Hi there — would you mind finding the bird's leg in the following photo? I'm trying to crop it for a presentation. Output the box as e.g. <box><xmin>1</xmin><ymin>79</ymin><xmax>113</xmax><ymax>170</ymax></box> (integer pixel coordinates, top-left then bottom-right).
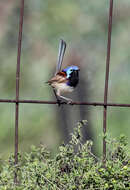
<box><xmin>58</xmin><ymin>95</ymin><xmax>73</xmax><ymax>104</ymax></box>
<box><xmin>53</xmin><ymin>89</ymin><xmax>61</xmax><ymax>106</ymax></box>
<box><xmin>57</xmin><ymin>90</ymin><xmax>73</xmax><ymax>104</ymax></box>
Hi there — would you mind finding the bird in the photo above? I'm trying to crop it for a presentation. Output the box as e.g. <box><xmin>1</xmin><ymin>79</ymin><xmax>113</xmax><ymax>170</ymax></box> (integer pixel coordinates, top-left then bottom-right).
<box><xmin>47</xmin><ymin>39</ymin><xmax>80</xmax><ymax>104</ymax></box>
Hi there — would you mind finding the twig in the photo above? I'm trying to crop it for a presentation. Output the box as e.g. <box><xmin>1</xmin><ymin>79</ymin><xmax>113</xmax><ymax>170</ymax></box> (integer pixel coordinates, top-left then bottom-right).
<box><xmin>42</xmin><ymin>175</ymin><xmax>66</xmax><ymax>190</ymax></box>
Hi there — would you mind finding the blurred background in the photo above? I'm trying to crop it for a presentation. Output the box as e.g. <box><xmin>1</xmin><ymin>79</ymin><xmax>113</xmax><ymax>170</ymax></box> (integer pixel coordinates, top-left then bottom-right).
<box><xmin>0</xmin><ymin>0</ymin><xmax>130</xmax><ymax>158</ymax></box>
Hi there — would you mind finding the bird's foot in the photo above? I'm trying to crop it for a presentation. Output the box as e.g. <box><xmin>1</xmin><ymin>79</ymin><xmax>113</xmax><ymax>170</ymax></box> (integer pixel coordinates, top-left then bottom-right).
<box><xmin>67</xmin><ymin>98</ymin><xmax>73</xmax><ymax>105</ymax></box>
<box><xmin>57</xmin><ymin>95</ymin><xmax>73</xmax><ymax>105</ymax></box>
<box><xmin>57</xmin><ymin>99</ymin><xmax>62</xmax><ymax>106</ymax></box>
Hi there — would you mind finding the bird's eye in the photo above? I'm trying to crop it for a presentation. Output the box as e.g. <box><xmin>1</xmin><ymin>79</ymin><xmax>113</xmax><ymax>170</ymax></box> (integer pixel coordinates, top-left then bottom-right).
<box><xmin>70</xmin><ymin>69</ymin><xmax>73</xmax><ymax>71</ymax></box>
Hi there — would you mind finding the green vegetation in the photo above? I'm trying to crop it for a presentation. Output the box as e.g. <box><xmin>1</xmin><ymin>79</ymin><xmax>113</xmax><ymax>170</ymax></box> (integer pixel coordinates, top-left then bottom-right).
<box><xmin>0</xmin><ymin>0</ymin><xmax>130</xmax><ymax>160</ymax></box>
<box><xmin>0</xmin><ymin>122</ymin><xmax>129</xmax><ymax>190</ymax></box>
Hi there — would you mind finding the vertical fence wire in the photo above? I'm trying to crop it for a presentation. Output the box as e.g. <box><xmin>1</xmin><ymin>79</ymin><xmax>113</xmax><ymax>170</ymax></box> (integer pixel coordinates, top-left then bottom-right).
<box><xmin>103</xmin><ymin>0</ymin><xmax>113</xmax><ymax>164</ymax></box>
<box><xmin>14</xmin><ymin>0</ymin><xmax>24</xmax><ymax>183</ymax></box>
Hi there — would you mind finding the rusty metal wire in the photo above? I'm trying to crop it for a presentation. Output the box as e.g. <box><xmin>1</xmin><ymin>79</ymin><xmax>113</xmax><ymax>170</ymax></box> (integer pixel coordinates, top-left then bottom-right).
<box><xmin>0</xmin><ymin>0</ymin><xmax>128</xmax><ymax>183</ymax></box>
<box><xmin>1</xmin><ymin>99</ymin><xmax>130</xmax><ymax>107</ymax></box>
<box><xmin>14</xmin><ymin>0</ymin><xmax>24</xmax><ymax>184</ymax></box>
<box><xmin>103</xmin><ymin>0</ymin><xmax>113</xmax><ymax>165</ymax></box>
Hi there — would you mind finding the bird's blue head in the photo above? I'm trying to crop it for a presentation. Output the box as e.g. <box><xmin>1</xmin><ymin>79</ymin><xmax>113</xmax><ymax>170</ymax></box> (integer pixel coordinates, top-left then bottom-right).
<box><xmin>62</xmin><ymin>65</ymin><xmax>80</xmax><ymax>78</ymax></box>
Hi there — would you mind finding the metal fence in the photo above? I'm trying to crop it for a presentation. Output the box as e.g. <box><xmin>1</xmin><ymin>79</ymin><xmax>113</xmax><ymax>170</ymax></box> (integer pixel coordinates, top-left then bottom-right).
<box><xmin>0</xmin><ymin>0</ymin><xmax>129</xmax><ymax>183</ymax></box>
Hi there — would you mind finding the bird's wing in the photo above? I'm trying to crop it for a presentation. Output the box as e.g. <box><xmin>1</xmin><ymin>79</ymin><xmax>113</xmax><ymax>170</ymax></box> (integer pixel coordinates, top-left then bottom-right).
<box><xmin>47</xmin><ymin>73</ymin><xmax>67</xmax><ymax>84</ymax></box>
<box><xmin>55</xmin><ymin>39</ymin><xmax>66</xmax><ymax>75</ymax></box>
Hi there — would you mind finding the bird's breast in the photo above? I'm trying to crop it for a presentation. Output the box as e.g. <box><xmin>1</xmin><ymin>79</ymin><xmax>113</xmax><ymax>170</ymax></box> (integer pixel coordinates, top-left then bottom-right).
<box><xmin>52</xmin><ymin>82</ymin><xmax>74</xmax><ymax>93</ymax></box>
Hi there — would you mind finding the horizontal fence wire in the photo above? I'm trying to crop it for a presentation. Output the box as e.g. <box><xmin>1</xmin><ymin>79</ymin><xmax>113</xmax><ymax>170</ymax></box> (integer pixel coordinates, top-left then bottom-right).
<box><xmin>0</xmin><ymin>99</ymin><xmax>130</xmax><ymax>107</ymax></box>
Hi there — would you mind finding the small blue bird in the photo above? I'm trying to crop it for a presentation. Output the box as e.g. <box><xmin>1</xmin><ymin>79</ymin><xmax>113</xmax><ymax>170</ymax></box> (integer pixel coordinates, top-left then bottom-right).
<box><xmin>47</xmin><ymin>39</ymin><xmax>80</xmax><ymax>104</ymax></box>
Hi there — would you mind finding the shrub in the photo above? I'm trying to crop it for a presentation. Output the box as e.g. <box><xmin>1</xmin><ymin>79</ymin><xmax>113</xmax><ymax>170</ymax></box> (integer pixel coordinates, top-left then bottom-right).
<box><xmin>0</xmin><ymin>121</ymin><xmax>129</xmax><ymax>190</ymax></box>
